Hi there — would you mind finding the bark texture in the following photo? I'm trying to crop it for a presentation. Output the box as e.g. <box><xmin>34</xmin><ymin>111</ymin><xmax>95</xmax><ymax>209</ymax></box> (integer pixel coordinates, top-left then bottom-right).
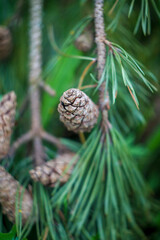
<box><xmin>94</xmin><ymin>0</ymin><xmax>108</xmax><ymax>111</ymax></box>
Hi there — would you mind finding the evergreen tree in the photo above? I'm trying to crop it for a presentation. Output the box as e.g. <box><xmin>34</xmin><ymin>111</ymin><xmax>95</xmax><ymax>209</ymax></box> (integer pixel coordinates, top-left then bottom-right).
<box><xmin>0</xmin><ymin>0</ymin><xmax>159</xmax><ymax>239</ymax></box>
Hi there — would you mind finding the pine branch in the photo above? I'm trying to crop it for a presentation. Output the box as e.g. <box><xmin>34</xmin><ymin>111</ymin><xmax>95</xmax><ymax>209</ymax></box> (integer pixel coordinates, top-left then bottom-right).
<box><xmin>94</xmin><ymin>0</ymin><xmax>110</xmax><ymax>133</ymax></box>
<box><xmin>8</xmin><ymin>0</ymin><xmax>68</xmax><ymax>165</ymax></box>
<box><xmin>94</xmin><ymin>0</ymin><xmax>106</xmax><ymax>83</ymax></box>
<box><xmin>29</xmin><ymin>0</ymin><xmax>44</xmax><ymax>166</ymax></box>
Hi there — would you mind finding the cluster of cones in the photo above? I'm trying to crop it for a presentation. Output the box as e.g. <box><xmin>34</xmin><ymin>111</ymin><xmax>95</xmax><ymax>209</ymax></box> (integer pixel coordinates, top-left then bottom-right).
<box><xmin>0</xmin><ymin>86</ymin><xmax>99</xmax><ymax>224</ymax></box>
<box><xmin>0</xmin><ymin>92</ymin><xmax>78</xmax><ymax>224</ymax></box>
<box><xmin>0</xmin><ymin>23</ymin><xmax>98</xmax><ymax>226</ymax></box>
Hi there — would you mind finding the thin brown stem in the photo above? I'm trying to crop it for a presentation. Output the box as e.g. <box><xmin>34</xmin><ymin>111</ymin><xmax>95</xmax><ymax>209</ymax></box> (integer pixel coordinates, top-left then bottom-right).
<box><xmin>108</xmin><ymin>0</ymin><xmax>119</xmax><ymax>15</ymax></box>
<box><xmin>79</xmin><ymin>84</ymin><xmax>97</xmax><ymax>90</ymax></box>
<box><xmin>78</xmin><ymin>60</ymin><xmax>96</xmax><ymax>89</ymax></box>
<box><xmin>43</xmin><ymin>227</ymin><xmax>49</xmax><ymax>240</ymax></box>
<box><xmin>78</xmin><ymin>132</ymin><xmax>86</xmax><ymax>144</ymax></box>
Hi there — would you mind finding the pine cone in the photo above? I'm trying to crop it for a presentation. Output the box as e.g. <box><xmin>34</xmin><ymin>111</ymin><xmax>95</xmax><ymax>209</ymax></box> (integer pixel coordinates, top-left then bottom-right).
<box><xmin>0</xmin><ymin>91</ymin><xmax>17</xmax><ymax>160</ymax></box>
<box><xmin>0</xmin><ymin>166</ymin><xmax>33</xmax><ymax>223</ymax></box>
<box><xmin>0</xmin><ymin>27</ymin><xmax>12</xmax><ymax>60</ymax></box>
<box><xmin>30</xmin><ymin>153</ymin><xmax>77</xmax><ymax>187</ymax></box>
<box><xmin>58</xmin><ymin>88</ymin><xmax>99</xmax><ymax>133</ymax></box>
<box><xmin>74</xmin><ymin>30</ymin><xmax>93</xmax><ymax>52</ymax></box>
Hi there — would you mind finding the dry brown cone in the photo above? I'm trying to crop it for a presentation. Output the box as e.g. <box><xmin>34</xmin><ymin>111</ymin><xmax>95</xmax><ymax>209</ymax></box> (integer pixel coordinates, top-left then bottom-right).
<box><xmin>0</xmin><ymin>26</ymin><xmax>12</xmax><ymax>60</ymax></box>
<box><xmin>30</xmin><ymin>152</ymin><xmax>77</xmax><ymax>187</ymax></box>
<box><xmin>0</xmin><ymin>91</ymin><xmax>17</xmax><ymax>160</ymax></box>
<box><xmin>0</xmin><ymin>166</ymin><xmax>33</xmax><ymax>223</ymax></box>
<box><xmin>58</xmin><ymin>88</ymin><xmax>99</xmax><ymax>133</ymax></box>
<box><xmin>74</xmin><ymin>29</ymin><xmax>93</xmax><ymax>52</ymax></box>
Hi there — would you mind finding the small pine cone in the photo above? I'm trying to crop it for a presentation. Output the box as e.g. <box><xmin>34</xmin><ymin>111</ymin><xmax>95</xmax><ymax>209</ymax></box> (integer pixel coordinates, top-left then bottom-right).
<box><xmin>0</xmin><ymin>166</ymin><xmax>33</xmax><ymax>223</ymax></box>
<box><xmin>0</xmin><ymin>27</ymin><xmax>12</xmax><ymax>60</ymax></box>
<box><xmin>58</xmin><ymin>88</ymin><xmax>99</xmax><ymax>133</ymax></box>
<box><xmin>30</xmin><ymin>153</ymin><xmax>77</xmax><ymax>187</ymax></box>
<box><xmin>0</xmin><ymin>91</ymin><xmax>17</xmax><ymax>160</ymax></box>
<box><xmin>74</xmin><ymin>29</ymin><xmax>93</xmax><ymax>52</ymax></box>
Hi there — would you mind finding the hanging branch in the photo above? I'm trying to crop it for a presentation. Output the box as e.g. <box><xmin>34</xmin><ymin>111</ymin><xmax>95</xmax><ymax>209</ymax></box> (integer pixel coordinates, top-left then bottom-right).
<box><xmin>29</xmin><ymin>0</ymin><xmax>44</xmax><ymax>166</ymax></box>
<box><xmin>94</xmin><ymin>0</ymin><xmax>106</xmax><ymax>108</ymax></box>
<box><xmin>9</xmin><ymin>0</ymin><xmax>67</xmax><ymax>166</ymax></box>
<box><xmin>94</xmin><ymin>0</ymin><xmax>110</xmax><ymax>133</ymax></box>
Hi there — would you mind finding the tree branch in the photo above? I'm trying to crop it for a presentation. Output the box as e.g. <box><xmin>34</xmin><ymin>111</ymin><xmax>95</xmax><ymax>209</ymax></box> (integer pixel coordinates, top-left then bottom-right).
<box><xmin>29</xmin><ymin>0</ymin><xmax>44</xmax><ymax>166</ymax></box>
<box><xmin>94</xmin><ymin>0</ymin><xmax>107</xmax><ymax>109</ymax></box>
<box><xmin>6</xmin><ymin>0</ymin><xmax>72</xmax><ymax>165</ymax></box>
<box><xmin>94</xmin><ymin>0</ymin><xmax>110</xmax><ymax>133</ymax></box>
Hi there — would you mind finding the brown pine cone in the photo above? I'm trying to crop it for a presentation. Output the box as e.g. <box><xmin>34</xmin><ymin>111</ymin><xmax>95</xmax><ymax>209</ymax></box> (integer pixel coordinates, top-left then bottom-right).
<box><xmin>58</xmin><ymin>88</ymin><xmax>99</xmax><ymax>133</ymax></box>
<box><xmin>0</xmin><ymin>166</ymin><xmax>33</xmax><ymax>223</ymax></box>
<box><xmin>30</xmin><ymin>153</ymin><xmax>77</xmax><ymax>187</ymax></box>
<box><xmin>0</xmin><ymin>91</ymin><xmax>17</xmax><ymax>160</ymax></box>
<box><xmin>74</xmin><ymin>30</ymin><xmax>93</xmax><ymax>52</ymax></box>
<box><xmin>0</xmin><ymin>27</ymin><xmax>12</xmax><ymax>60</ymax></box>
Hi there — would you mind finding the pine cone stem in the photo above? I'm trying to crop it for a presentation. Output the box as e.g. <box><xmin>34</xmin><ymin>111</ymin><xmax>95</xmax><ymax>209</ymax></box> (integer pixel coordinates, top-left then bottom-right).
<box><xmin>79</xmin><ymin>132</ymin><xmax>86</xmax><ymax>144</ymax></box>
